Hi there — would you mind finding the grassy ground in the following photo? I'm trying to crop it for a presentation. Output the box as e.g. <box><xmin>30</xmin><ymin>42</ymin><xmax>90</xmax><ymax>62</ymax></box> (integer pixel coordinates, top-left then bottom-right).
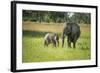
<box><xmin>22</xmin><ymin>21</ymin><xmax>91</xmax><ymax>63</ymax></box>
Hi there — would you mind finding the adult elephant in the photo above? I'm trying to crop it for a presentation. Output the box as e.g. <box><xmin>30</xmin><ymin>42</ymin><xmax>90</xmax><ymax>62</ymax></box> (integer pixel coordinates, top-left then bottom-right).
<box><xmin>62</xmin><ymin>22</ymin><xmax>81</xmax><ymax>48</ymax></box>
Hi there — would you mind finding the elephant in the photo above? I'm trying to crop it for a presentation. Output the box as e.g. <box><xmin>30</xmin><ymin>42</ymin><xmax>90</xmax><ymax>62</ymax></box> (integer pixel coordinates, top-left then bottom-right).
<box><xmin>62</xmin><ymin>22</ymin><xmax>81</xmax><ymax>48</ymax></box>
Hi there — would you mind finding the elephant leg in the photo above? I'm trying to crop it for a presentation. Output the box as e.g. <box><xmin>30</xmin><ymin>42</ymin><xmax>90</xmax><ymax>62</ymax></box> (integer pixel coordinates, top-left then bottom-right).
<box><xmin>57</xmin><ymin>40</ymin><xmax>59</xmax><ymax>47</ymax></box>
<box><xmin>53</xmin><ymin>40</ymin><xmax>56</xmax><ymax>47</ymax></box>
<box><xmin>73</xmin><ymin>41</ymin><xmax>76</xmax><ymax>48</ymax></box>
<box><xmin>73</xmin><ymin>36</ymin><xmax>77</xmax><ymax>48</ymax></box>
<box><xmin>67</xmin><ymin>37</ymin><xmax>71</xmax><ymax>48</ymax></box>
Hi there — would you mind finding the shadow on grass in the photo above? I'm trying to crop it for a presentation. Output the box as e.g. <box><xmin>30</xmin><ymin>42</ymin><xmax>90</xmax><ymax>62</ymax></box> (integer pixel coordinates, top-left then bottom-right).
<box><xmin>23</xmin><ymin>30</ymin><xmax>54</xmax><ymax>38</ymax></box>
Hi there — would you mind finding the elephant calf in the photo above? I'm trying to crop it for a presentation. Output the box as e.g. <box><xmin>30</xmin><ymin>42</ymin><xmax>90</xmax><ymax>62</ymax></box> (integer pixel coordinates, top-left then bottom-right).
<box><xmin>44</xmin><ymin>33</ymin><xmax>59</xmax><ymax>47</ymax></box>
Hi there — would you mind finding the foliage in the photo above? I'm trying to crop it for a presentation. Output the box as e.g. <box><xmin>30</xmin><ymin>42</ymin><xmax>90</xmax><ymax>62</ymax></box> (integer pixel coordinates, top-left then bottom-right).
<box><xmin>23</xmin><ymin>10</ymin><xmax>91</xmax><ymax>24</ymax></box>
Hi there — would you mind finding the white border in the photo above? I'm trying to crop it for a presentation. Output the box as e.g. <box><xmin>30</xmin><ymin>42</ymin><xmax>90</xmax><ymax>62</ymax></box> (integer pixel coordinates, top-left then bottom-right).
<box><xmin>16</xmin><ymin>3</ymin><xmax>96</xmax><ymax>70</ymax></box>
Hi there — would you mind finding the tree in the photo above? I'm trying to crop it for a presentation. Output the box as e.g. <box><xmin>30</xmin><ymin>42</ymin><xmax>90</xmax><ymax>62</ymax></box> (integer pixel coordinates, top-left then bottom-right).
<box><xmin>23</xmin><ymin>10</ymin><xmax>91</xmax><ymax>24</ymax></box>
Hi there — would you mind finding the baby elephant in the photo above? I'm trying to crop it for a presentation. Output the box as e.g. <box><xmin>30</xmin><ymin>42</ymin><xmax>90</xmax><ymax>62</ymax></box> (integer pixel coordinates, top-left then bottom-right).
<box><xmin>44</xmin><ymin>33</ymin><xmax>59</xmax><ymax>47</ymax></box>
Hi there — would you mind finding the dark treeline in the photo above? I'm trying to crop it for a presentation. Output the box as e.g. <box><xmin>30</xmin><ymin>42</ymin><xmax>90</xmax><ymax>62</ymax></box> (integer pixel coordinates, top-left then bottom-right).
<box><xmin>23</xmin><ymin>10</ymin><xmax>91</xmax><ymax>24</ymax></box>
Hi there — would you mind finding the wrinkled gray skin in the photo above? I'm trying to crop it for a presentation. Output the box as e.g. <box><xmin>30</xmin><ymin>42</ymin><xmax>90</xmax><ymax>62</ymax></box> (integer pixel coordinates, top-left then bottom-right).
<box><xmin>44</xmin><ymin>33</ymin><xmax>59</xmax><ymax>47</ymax></box>
<box><xmin>62</xmin><ymin>22</ymin><xmax>80</xmax><ymax>48</ymax></box>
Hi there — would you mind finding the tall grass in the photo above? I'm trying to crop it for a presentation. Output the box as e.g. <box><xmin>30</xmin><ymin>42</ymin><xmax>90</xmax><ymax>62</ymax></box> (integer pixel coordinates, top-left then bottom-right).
<box><xmin>22</xmin><ymin>22</ymin><xmax>91</xmax><ymax>63</ymax></box>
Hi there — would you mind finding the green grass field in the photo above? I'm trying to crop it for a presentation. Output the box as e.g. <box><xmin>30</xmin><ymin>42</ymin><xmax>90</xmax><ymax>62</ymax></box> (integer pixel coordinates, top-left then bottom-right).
<box><xmin>22</xmin><ymin>21</ymin><xmax>91</xmax><ymax>63</ymax></box>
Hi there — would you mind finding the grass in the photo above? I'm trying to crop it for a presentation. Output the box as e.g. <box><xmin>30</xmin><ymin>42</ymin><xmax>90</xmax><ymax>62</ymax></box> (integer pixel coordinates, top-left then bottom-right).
<box><xmin>22</xmin><ymin>21</ymin><xmax>91</xmax><ymax>63</ymax></box>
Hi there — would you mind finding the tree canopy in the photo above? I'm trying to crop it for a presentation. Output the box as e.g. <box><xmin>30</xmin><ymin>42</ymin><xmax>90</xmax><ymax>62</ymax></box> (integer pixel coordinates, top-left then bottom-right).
<box><xmin>23</xmin><ymin>10</ymin><xmax>91</xmax><ymax>24</ymax></box>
